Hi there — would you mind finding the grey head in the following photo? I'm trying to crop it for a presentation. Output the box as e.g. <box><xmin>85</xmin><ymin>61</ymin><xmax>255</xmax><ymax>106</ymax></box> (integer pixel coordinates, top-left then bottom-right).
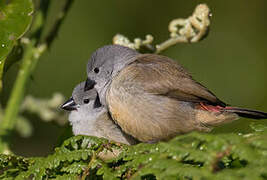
<box><xmin>85</xmin><ymin>45</ymin><xmax>140</xmax><ymax>105</ymax></box>
<box><xmin>61</xmin><ymin>82</ymin><xmax>105</xmax><ymax>136</ymax></box>
<box><xmin>61</xmin><ymin>81</ymin><xmax>101</xmax><ymax>111</ymax></box>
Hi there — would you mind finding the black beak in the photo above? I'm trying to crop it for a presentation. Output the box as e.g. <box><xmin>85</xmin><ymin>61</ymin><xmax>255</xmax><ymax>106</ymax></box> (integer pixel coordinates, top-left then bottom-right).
<box><xmin>84</xmin><ymin>78</ymin><xmax>96</xmax><ymax>91</ymax></box>
<box><xmin>61</xmin><ymin>97</ymin><xmax>78</xmax><ymax>111</ymax></box>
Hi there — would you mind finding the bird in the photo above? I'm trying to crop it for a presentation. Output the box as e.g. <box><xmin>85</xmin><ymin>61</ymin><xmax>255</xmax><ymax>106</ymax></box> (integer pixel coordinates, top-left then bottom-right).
<box><xmin>85</xmin><ymin>45</ymin><xmax>267</xmax><ymax>143</ymax></box>
<box><xmin>60</xmin><ymin>81</ymin><xmax>138</xmax><ymax>145</ymax></box>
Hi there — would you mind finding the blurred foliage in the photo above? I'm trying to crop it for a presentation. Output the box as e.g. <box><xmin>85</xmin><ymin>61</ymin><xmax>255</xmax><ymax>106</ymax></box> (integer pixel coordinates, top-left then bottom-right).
<box><xmin>113</xmin><ymin>4</ymin><xmax>211</xmax><ymax>53</ymax></box>
<box><xmin>0</xmin><ymin>0</ymin><xmax>74</xmax><ymax>154</ymax></box>
<box><xmin>21</xmin><ymin>93</ymin><xmax>67</xmax><ymax>125</ymax></box>
<box><xmin>0</xmin><ymin>0</ymin><xmax>33</xmax><ymax>91</ymax></box>
<box><xmin>1</xmin><ymin>124</ymin><xmax>267</xmax><ymax>179</ymax></box>
<box><xmin>0</xmin><ymin>93</ymin><xmax>66</xmax><ymax>139</ymax></box>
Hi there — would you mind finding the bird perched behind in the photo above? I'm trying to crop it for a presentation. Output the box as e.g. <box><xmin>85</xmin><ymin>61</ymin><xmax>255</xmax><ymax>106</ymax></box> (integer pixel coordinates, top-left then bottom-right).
<box><xmin>84</xmin><ymin>45</ymin><xmax>267</xmax><ymax>143</ymax></box>
<box><xmin>61</xmin><ymin>81</ymin><xmax>137</xmax><ymax>145</ymax></box>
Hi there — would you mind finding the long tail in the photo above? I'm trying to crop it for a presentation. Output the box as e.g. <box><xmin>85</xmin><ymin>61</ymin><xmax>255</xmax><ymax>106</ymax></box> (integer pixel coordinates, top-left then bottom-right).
<box><xmin>223</xmin><ymin>107</ymin><xmax>267</xmax><ymax>119</ymax></box>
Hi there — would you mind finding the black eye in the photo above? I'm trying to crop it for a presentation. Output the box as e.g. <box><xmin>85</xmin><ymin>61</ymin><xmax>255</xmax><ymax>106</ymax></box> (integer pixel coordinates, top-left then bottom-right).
<box><xmin>83</xmin><ymin>99</ymin><xmax>90</xmax><ymax>104</ymax></box>
<box><xmin>94</xmin><ymin>67</ymin><xmax>99</xmax><ymax>73</ymax></box>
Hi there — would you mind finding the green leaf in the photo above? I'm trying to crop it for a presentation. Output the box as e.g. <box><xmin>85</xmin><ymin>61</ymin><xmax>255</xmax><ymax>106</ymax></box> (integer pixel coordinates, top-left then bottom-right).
<box><xmin>0</xmin><ymin>0</ymin><xmax>34</xmax><ymax>91</ymax></box>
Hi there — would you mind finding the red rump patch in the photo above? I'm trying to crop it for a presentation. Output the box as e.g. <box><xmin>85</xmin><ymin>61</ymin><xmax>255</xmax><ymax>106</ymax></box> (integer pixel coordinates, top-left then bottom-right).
<box><xmin>198</xmin><ymin>102</ymin><xmax>225</xmax><ymax>113</ymax></box>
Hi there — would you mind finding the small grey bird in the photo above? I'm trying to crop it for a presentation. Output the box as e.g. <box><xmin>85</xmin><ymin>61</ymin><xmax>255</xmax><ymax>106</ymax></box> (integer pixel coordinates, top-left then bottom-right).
<box><xmin>85</xmin><ymin>45</ymin><xmax>267</xmax><ymax>143</ymax></box>
<box><xmin>61</xmin><ymin>82</ymin><xmax>137</xmax><ymax>145</ymax></box>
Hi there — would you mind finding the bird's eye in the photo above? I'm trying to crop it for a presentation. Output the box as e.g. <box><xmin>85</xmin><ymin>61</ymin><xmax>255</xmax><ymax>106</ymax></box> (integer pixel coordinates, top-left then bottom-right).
<box><xmin>94</xmin><ymin>67</ymin><xmax>99</xmax><ymax>73</ymax></box>
<box><xmin>83</xmin><ymin>99</ymin><xmax>90</xmax><ymax>104</ymax></box>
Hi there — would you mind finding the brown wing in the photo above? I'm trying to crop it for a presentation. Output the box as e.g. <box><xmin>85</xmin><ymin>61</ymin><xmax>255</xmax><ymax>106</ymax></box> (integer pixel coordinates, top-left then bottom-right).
<box><xmin>107</xmin><ymin>55</ymin><xmax>217</xmax><ymax>142</ymax></box>
<box><xmin>128</xmin><ymin>54</ymin><xmax>226</xmax><ymax>106</ymax></box>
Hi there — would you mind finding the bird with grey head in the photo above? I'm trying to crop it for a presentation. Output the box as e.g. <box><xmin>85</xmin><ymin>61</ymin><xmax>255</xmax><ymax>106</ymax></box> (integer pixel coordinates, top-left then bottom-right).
<box><xmin>61</xmin><ymin>81</ymin><xmax>137</xmax><ymax>145</ymax></box>
<box><xmin>85</xmin><ymin>45</ymin><xmax>267</xmax><ymax>143</ymax></box>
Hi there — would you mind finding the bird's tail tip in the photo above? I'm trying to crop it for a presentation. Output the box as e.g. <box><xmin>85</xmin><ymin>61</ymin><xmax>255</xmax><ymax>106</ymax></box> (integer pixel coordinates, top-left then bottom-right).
<box><xmin>223</xmin><ymin>107</ymin><xmax>267</xmax><ymax>119</ymax></box>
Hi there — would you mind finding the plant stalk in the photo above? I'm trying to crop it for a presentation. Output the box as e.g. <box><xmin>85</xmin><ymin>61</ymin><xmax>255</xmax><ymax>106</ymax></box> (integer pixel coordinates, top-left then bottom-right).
<box><xmin>0</xmin><ymin>40</ymin><xmax>45</xmax><ymax>154</ymax></box>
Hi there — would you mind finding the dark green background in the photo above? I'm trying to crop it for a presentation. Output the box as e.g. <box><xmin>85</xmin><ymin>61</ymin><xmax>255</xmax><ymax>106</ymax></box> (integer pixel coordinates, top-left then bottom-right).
<box><xmin>4</xmin><ymin>0</ymin><xmax>267</xmax><ymax>156</ymax></box>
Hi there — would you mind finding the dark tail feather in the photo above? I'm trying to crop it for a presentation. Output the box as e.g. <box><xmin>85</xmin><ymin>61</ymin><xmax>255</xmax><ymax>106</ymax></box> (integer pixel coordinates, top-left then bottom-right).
<box><xmin>223</xmin><ymin>107</ymin><xmax>267</xmax><ymax>119</ymax></box>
